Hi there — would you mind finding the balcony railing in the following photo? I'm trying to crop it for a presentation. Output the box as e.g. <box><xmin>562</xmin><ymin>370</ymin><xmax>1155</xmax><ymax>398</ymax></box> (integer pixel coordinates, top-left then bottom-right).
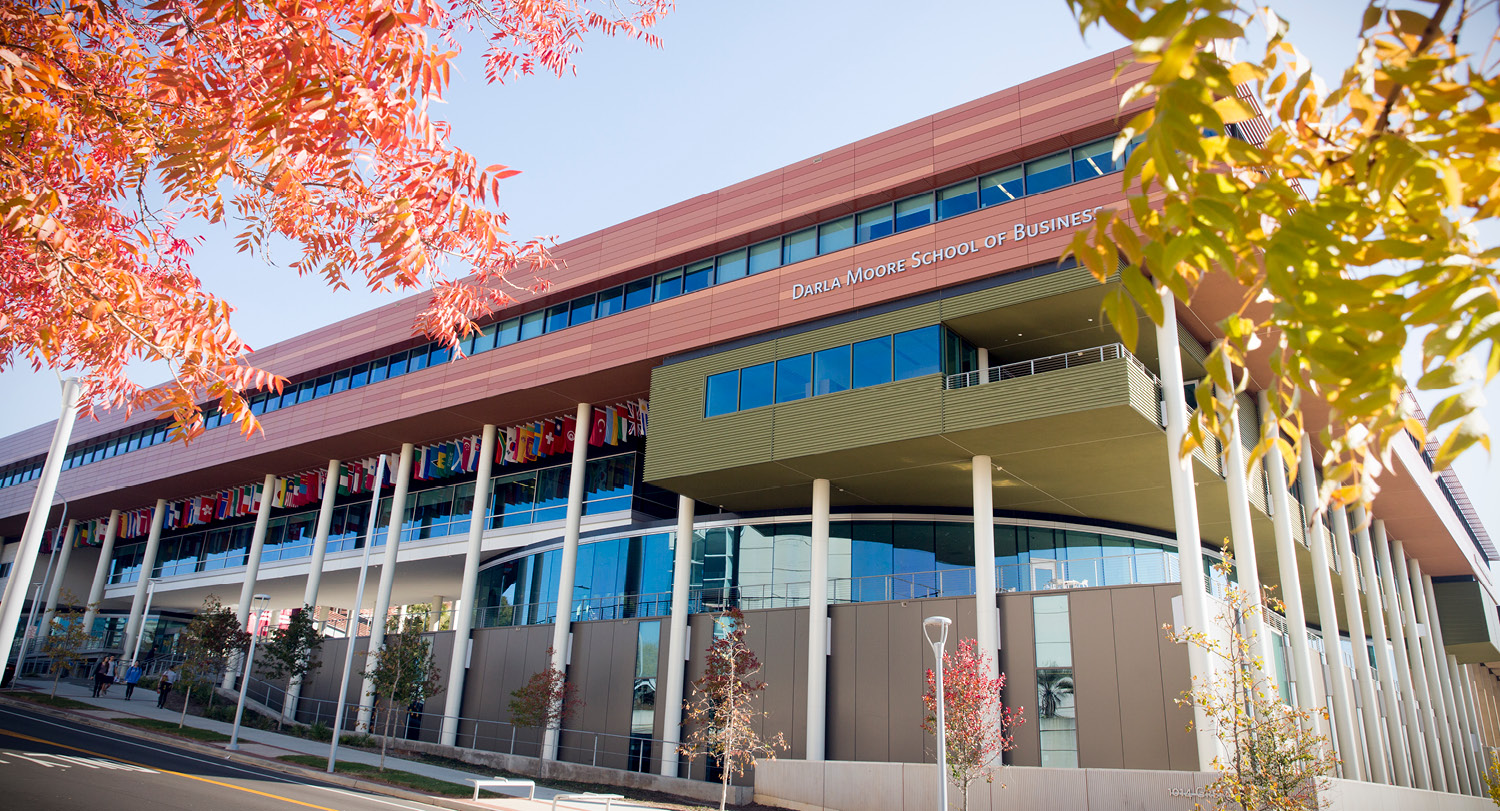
<box><xmin>943</xmin><ymin>342</ymin><xmax>1158</xmax><ymax>390</ymax></box>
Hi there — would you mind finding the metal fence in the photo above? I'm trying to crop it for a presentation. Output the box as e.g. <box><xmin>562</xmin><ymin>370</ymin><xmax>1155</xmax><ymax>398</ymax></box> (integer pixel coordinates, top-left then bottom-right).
<box><xmin>944</xmin><ymin>343</ymin><xmax>1144</xmax><ymax>390</ymax></box>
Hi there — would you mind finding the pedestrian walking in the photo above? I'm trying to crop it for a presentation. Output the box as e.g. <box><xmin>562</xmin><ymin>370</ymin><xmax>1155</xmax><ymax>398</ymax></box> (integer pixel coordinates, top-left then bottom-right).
<box><xmin>91</xmin><ymin>656</ymin><xmax>107</xmax><ymax>697</ymax></box>
<box><xmin>123</xmin><ymin>661</ymin><xmax>143</xmax><ymax>700</ymax></box>
<box><xmin>156</xmin><ymin>666</ymin><xmax>176</xmax><ymax>709</ymax></box>
<box><xmin>100</xmin><ymin>655</ymin><xmax>116</xmax><ymax>696</ymax></box>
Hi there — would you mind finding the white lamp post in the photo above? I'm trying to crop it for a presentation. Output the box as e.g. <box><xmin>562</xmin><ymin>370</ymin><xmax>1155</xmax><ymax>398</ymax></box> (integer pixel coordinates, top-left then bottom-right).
<box><xmin>923</xmin><ymin>615</ymin><xmax>952</xmax><ymax>811</ymax></box>
<box><xmin>129</xmin><ymin>578</ymin><xmax>162</xmax><ymax>666</ymax></box>
<box><xmin>226</xmin><ymin>593</ymin><xmax>270</xmax><ymax>751</ymax></box>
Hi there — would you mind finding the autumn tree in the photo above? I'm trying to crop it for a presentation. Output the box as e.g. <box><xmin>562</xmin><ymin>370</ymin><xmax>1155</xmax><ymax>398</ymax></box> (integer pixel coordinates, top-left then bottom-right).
<box><xmin>177</xmin><ymin>594</ymin><xmax>249</xmax><ymax>723</ymax></box>
<box><xmin>920</xmin><ymin>639</ymin><xmax>1024</xmax><ymax>811</ymax></box>
<box><xmin>366</xmin><ymin>616</ymin><xmax>443</xmax><ymax>770</ymax></box>
<box><xmin>1064</xmin><ymin>0</ymin><xmax>1499</xmax><ymax>511</ymax></box>
<box><xmin>680</xmin><ymin>608</ymin><xmax>786</xmax><ymax>811</ymax></box>
<box><xmin>507</xmin><ymin>646</ymin><xmax>582</xmax><ymax>742</ymax></box>
<box><xmin>0</xmin><ymin>0</ymin><xmax>670</xmax><ymax>436</ymax></box>
<box><xmin>39</xmin><ymin>590</ymin><xmax>94</xmax><ymax>698</ymax></box>
<box><xmin>257</xmin><ymin>605</ymin><xmax>323</xmax><ymax>729</ymax></box>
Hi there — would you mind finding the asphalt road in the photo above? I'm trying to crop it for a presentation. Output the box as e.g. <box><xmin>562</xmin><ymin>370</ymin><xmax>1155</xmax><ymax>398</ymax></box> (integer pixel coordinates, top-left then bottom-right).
<box><xmin>0</xmin><ymin>703</ymin><xmax>453</xmax><ymax>811</ymax></box>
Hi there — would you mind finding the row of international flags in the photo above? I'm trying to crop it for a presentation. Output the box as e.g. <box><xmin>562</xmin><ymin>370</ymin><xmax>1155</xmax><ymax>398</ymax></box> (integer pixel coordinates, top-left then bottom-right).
<box><xmin>68</xmin><ymin>399</ymin><xmax>648</xmax><ymax>546</ymax></box>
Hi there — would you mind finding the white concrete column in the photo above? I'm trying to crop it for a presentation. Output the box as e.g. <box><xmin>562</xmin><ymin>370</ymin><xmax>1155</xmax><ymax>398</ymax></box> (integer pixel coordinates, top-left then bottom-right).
<box><xmin>1332</xmin><ymin>506</ymin><xmax>1387</xmax><ymax>783</ymax></box>
<box><xmin>82</xmin><ymin>510</ymin><xmax>120</xmax><ymax>634</ymax></box>
<box><xmin>225</xmin><ymin>473</ymin><xmax>278</xmax><ymax>689</ymax></box>
<box><xmin>1393</xmin><ymin>542</ymin><xmax>1447</xmax><ymax>791</ymax></box>
<box><xmin>1409</xmin><ymin>559</ymin><xmax>1461</xmax><ymax>792</ymax></box>
<box><xmin>660</xmin><ymin>494</ymin><xmax>695</xmax><ymax>777</ymax></box>
<box><xmin>1217</xmin><ymin>372</ymin><xmax>1273</xmax><ymax>685</ymax></box>
<box><xmin>441</xmin><ymin>425</ymin><xmax>496</xmax><ymax>746</ymax></box>
<box><xmin>284</xmin><ymin>458</ymin><xmax>342</xmax><ymax>723</ymax></box>
<box><xmin>1158</xmin><ymin>288</ymin><xmax>1216</xmax><ymax>772</ymax></box>
<box><xmin>1425</xmin><ymin>573</ymin><xmax>1476</xmax><ymax>794</ymax></box>
<box><xmin>976</xmin><ymin>347</ymin><xmax>990</xmax><ymax>383</ymax></box>
<box><xmin>1456</xmin><ymin>658</ymin><xmax>1487</xmax><ymax>791</ymax></box>
<box><xmin>543</xmin><ymin>404</ymin><xmax>591</xmax><ymax>760</ymax></box>
<box><xmin>1258</xmin><ymin>393</ymin><xmax>1320</xmax><ymax>730</ymax></box>
<box><xmin>1297</xmin><ymin>444</ymin><xmax>1359</xmax><ymax>778</ymax></box>
<box><xmin>121</xmin><ymin>499</ymin><xmax>167</xmax><ymax>660</ymax></box>
<box><xmin>1376</xmin><ymin>524</ymin><xmax>1432</xmax><ymax>788</ymax></box>
<box><xmin>39</xmin><ymin>520</ymin><xmax>78</xmax><ymax>635</ymax></box>
<box><xmin>972</xmin><ymin>456</ymin><xmax>999</xmax><ymax>677</ymax></box>
<box><xmin>1355</xmin><ymin>508</ymin><xmax>1410</xmax><ymax>785</ymax></box>
<box><xmin>806</xmin><ymin>477</ymin><xmax>831</xmax><ymax>762</ymax></box>
<box><xmin>358</xmin><ymin>443</ymin><xmax>415</xmax><ymax>730</ymax></box>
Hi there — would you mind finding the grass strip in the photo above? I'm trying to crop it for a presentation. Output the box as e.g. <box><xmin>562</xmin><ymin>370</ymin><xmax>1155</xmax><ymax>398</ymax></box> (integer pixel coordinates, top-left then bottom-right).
<box><xmin>277</xmin><ymin>754</ymin><xmax>472</xmax><ymax>797</ymax></box>
<box><xmin>115</xmin><ymin>717</ymin><xmax>232</xmax><ymax>742</ymax></box>
<box><xmin>11</xmin><ymin>692</ymin><xmax>95</xmax><ymax>710</ymax></box>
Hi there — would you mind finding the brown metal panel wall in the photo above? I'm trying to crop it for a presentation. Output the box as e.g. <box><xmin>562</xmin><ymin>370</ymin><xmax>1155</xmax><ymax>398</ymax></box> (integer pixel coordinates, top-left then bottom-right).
<box><xmin>999</xmin><ymin>591</ymin><xmax>1039</xmax><ymax>766</ymax></box>
<box><xmin>854</xmin><ymin>602</ymin><xmax>893</xmax><ymax>763</ymax></box>
<box><xmin>827</xmin><ymin>603</ymin><xmax>860</xmax><ymax>761</ymax></box>
<box><xmin>419</xmin><ymin>630</ymin><xmax>455</xmax><ymax>744</ymax></box>
<box><xmin>942</xmin><ymin>358</ymin><xmax>1132</xmax><ymax>434</ymax></box>
<box><xmin>1153</xmin><ymin>584</ymin><xmax>1198</xmax><ymax>770</ymax></box>
<box><xmin>1110</xmin><ymin>586</ymin><xmax>1173</xmax><ymax>770</ymax></box>
<box><xmin>652</xmin><ymin>619</ymin><xmax>670</xmax><ymax>745</ymax></box>
<box><xmin>1068</xmin><ymin>589</ymin><xmax>1124</xmax><ymax>768</ymax></box>
<box><xmin>886</xmin><ymin>599</ymin><xmax>935</xmax><ymax>764</ymax></box>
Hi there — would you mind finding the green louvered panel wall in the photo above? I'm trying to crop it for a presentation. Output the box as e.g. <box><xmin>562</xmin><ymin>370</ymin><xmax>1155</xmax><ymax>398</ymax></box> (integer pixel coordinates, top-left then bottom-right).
<box><xmin>1125</xmin><ymin>361</ymin><xmax>1162</xmax><ymax>425</ymax></box>
<box><xmin>1434</xmin><ymin>579</ymin><xmax>1500</xmax><ymax>663</ymax></box>
<box><xmin>937</xmin><ymin>266</ymin><xmax>1103</xmax><ymax>321</ymax></box>
<box><xmin>941</xmin><ymin>359</ymin><xmax>1132</xmax><ymax>433</ymax></box>
<box><xmin>644</xmin><ymin>342</ymin><xmax>778</xmax><ymax>482</ymax></box>
<box><xmin>771</xmin><ymin>376</ymin><xmax>942</xmax><ymax>460</ymax></box>
<box><xmin>1177</xmin><ymin>323</ymin><xmax>1209</xmax><ymax>368</ymax></box>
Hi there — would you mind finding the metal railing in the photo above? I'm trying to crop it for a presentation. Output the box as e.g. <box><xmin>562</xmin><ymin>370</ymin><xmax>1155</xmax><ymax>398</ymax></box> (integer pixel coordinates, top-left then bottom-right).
<box><xmin>944</xmin><ymin>343</ymin><xmax>1153</xmax><ymax>390</ymax></box>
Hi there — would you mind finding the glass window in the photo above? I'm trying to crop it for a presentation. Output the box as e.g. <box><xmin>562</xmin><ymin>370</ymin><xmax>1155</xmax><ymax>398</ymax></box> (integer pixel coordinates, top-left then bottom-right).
<box><xmin>623</xmin><ymin>278</ymin><xmax>653</xmax><ymax>310</ymax></box>
<box><xmin>570</xmin><ymin>295</ymin><xmax>596</xmax><ymax>326</ymax></box>
<box><xmin>332</xmin><ymin>369</ymin><xmax>352</xmax><ymax>393</ymax></box>
<box><xmin>1025</xmin><ymin>152</ymin><xmax>1072</xmax><ymax>195</ymax></box>
<box><xmin>856</xmin><ymin>205</ymin><xmax>894</xmax><ymax>243</ymax></box>
<box><xmin>705</xmin><ymin>370</ymin><xmax>739</xmax><ymax>417</ymax></box>
<box><xmin>937</xmin><ymin>180</ymin><xmax>979</xmax><ymax>220</ymax></box>
<box><xmin>545</xmin><ymin>304</ymin><xmax>571</xmax><ymax>333</ymax></box>
<box><xmin>715</xmin><ymin>249</ymin><xmax>747</xmax><ymax>283</ymax></box>
<box><xmin>1072</xmin><ymin>138</ymin><xmax>1117</xmax><ymax>180</ymax></box>
<box><xmin>519</xmin><ymin>311</ymin><xmax>544</xmax><ymax>340</ymax></box>
<box><xmin>655</xmin><ymin>269</ymin><xmax>683</xmax><ymax>301</ymax></box>
<box><xmin>893</xmin><ymin>325</ymin><xmax>941</xmax><ymax>379</ymax></box>
<box><xmin>782</xmin><ymin>228</ymin><xmax>817</xmax><ymax>264</ymax></box>
<box><xmin>748</xmin><ymin>239</ymin><xmax>781</xmax><ymax>274</ymax></box>
<box><xmin>739</xmin><ymin>362</ymin><xmax>775</xmax><ymax>410</ymax></box>
<box><xmin>408</xmin><ymin>346</ymin><xmax>430</xmax><ymax>372</ymax></box>
<box><xmin>496</xmin><ymin>318</ymin><xmax>520</xmax><ymax>346</ymax></box>
<box><xmin>313</xmin><ymin>375</ymin><xmax>333</xmax><ymax>398</ymax></box>
<box><xmin>278</xmin><ymin>385</ymin><xmax>298</xmax><ymax>410</ymax></box>
<box><xmin>774</xmin><ymin>354</ymin><xmax>812</xmax><ymax>404</ymax></box>
<box><xmin>894</xmin><ymin>194</ymin><xmax>934</xmax><ymax>232</ymax></box>
<box><xmin>1034</xmin><ymin>593</ymin><xmax>1072</xmax><ymax>666</ymax></box>
<box><xmin>852</xmin><ymin>336</ymin><xmax>892</xmax><ymax>389</ymax></box>
<box><xmin>812</xmin><ymin>345</ymin><xmax>850</xmax><ymax>396</ymax></box>
<box><xmin>1037</xmin><ymin>667</ymin><xmax>1078</xmax><ymax>768</ymax></box>
<box><xmin>386</xmin><ymin>350</ymin><xmax>408</xmax><ymax>378</ymax></box>
<box><xmin>596</xmin><ymin>286</ymin><xmax>624</xmax><ymax>318</ymax></box>
<box><xmin>979</xmin><ymin>166</ymin><xmax>1023</xmax><ymax>207</ymax></box>
<box><xmin>683</xmin><ymin>260</ymin><xmax>714</xmax><ymax>293</ymax></box>
<box><xmin>818</xmin><ymin>216</ymin><xmax>855</xmax><ymax>254</ymax></box>
<box><xmin>632</xmin><ymin>621</ymin><xmax>660</xmax><ymax>735</ymax></box>
<box><xmin>533</xmin><ymin>466</ymin><xmax>570</xmax><ymax>522</ymax></box>
<box><xmin>428</xmin><ymin>344</ymin><xmax>451</xmax><ymax>365</ymax></box>
<box><xmin>367</xmin><ymin>356</ymin><xmax>389</xmax><ymax>384</ymax></box>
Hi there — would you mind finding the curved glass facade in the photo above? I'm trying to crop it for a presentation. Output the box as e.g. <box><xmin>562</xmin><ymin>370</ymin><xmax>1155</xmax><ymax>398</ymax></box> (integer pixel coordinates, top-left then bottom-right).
<box><xmin>472</xmin><ymin>516</ymin><xmax>1199</xmax><ymax>628</ymax></box>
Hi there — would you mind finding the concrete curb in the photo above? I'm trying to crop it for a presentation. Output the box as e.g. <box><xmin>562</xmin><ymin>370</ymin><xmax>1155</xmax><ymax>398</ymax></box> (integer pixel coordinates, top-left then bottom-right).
<box><xmin>0</xmin><ymin>693</ymin><xmax>486</xmax><ymax>811</ymax></box>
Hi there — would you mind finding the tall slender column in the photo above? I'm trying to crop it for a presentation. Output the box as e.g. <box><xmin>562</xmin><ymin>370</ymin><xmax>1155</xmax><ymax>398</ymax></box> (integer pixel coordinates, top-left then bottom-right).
<box><xmin>1355</xmin><ymin>508</ymin><xmax>1410</xmax><ymax>785</ymax></box>
<box><xmin>1258</xmin><ymin>393</ymin><xmax>1320</xmax><ymax>730</ymax></box>
<box><xmin>227</xmin><ymin>474</ymin><xmax>278</xmax><ymax>688</ymax></box>
<box><xmin>1332</xmin><ymin>506</ymin><xmax>1387</xmax><ymax>783</ymax></box>
<box><xmin>1376</xmin><ymin>524</ymin><xmax>1431</xmax><ymax>788</ymax></box>
<box><xmin>81</xmin><ymin>510</ymin><xmax>120</xmax><ymax>634</ymax></box>
<box><xmin>39</xmin><ymin>520</ymin><xmax>78</xmax><ymax>635</ymax></box>
<box><xmin>1456</xmin><ymin>659</ymin><xmax>1487</xmax><ymax>790</ymax></box>
<box><xmin>441</xmin><ymin>426</ymin><xmax>496</xmax><ymax>746</ymax></box>
<box><xmin>976</xmin><ymin>347</ymin><xmax>990</xmax><ymax>384</ymax></box>
<box><xmin>806</xmin><ymin>478</ymin><xmax>831</xmax><ymax>761</ymax></box>
<box><xmin>1408</xmin><ymin>559</ymin><xmax>1460</xmax><ymax>792</ymax></box>
<box><xmin>1218</xmin><ymin>375</ymin><xmax>1273</xmax><ymax>684</ymax></box>
<box><xmin>972</xmin><ymin>456</ymin><xmax>999</xmax><ymax>677</ymax></box>
<box><xmin>1297</xmin><ymin>444</ymin><xmax>1358</xmax><ymax>777</ymax></box>
<box><xmin>1158</xmin><ymin>289</ymin><xmax>1216</xmax><ymax>772</ymax></box>
<box><xmin>121</xmin><ymin>499</ymin><xmax>167</xmax><ymax>660</ymax></box>
<box><xmin>660</xmin><ymin>494</ymin><xmax>695</xmax><ymax>777</ymax></box>
<box><xmin>285</xmin><ymin>459</ymin><xmax>342</xmax><ymax>722</ymax></box>
<box><xmin>359</xmin><ymin>443</ymin><xmax>415</xmax><ymax>730</ymax></box>
<box><xmin>543</xmin><ymin>404</ymin><xmax>592</xmax><ymax>760</ymax></box>
<box><xmin>1425</xmin><ymin>573</ymin><xmax>1476</xmax><ymax>794</ymax></box>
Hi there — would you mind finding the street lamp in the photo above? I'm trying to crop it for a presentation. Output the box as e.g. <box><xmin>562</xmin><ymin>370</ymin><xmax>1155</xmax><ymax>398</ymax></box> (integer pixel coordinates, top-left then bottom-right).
<box><xmin>923</xmin><ymin>615</ymin><xmax>952</xmax><ymax>811</ymax></box>
<box><xmin>226</xmin><ymin>593</ymin><xmax>271</xmax><ymax>751</ymax></box>
<box><xmin>129</xmin><ymin>578</ymin><xmax>162</xmax><ymax>666</ymax></box>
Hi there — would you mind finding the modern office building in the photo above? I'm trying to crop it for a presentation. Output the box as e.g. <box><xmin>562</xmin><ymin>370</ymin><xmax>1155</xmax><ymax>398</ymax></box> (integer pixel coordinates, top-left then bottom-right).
<box><xmin>3</xmin><ymin>48</ymin><xmax>1499</xmax><ymax>801</ymax></box>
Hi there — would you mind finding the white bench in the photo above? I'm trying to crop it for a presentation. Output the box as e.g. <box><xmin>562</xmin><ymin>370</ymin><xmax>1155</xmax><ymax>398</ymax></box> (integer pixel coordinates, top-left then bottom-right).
<box><xmin>467</xmin><ymin>777</ymin><xmax>536</xmax><ymax>801</ymax></box>
<box><xmin>550</xmin><ymin>792</ymin><xmax>625</xmax><ymax>810</ymax></box>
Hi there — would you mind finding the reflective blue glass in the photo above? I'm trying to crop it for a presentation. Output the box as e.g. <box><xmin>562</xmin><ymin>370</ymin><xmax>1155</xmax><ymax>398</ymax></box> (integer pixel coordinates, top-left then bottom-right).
<box><xmin>852</xmin><ymin>336</ymin><xmax>892</xmax><ymax>388</ymax></box>
<box><xmin>856</xmin><ymin>205</ymin><xmax>893</xmax><ymax>242</ymax></box>
<box><xmin>893</xmin><ymin>325</ymin><xmax>941</xmax><ymax>379</ymax></box>
<box><xmin>332</xmin><ymin>370</ymin><xmax>352</xmax><ymax>393</ymax></box>
<box><xmin>979</xmin><ymin>166</ymin><xmax>1023</xmax><ymax>206</ymax></box>
<box><xmin>570</xmin><ymin>295</ymin><xmax>596</xmax><ymax>326</ymax></box>
<box><xmin>818</xmin><ymin>217</ymin><xmax>855</xmax><ymax>254</ymax></box>
<box><xmin>812</xmin><ymin>345</ymin><xmax>850</xmax><ymax>395</ymax></box>
<box><xmin>937</xmin><ymin>180</ymin><xmax>979</xmax><ymax>220</ymax></box>
<box><xmin>683</xmin><ymin>260</ymin><xmax>713</xmax><ymax>293</ymax></box>
<box><xmin>534</xmin><ymin>466</ymin><xmax>570</xmax><ymax>522</ymax></box>
<box><xmin>386</xmin><ymin>351</ymin><xmax>408</xmax><ymax>378</ymax></box>
<box><xmin>408</xmin><ymin>347</ymin><xmax>430</xmax><ymax>372</ymax></box>
<box><xmin>1025</xmin><ymin>153</ymin><xmax>1071</xmax><ymax>195</ymax></box>
<box><xmin>705</xmin><ymin>370</ymin><xmax>739</xmax><ymax>417</ymax></box>
<box><xmin>545</xmin><ymin>304</ymin><xmax>571</xmax><ymax>333</ymax></box>
<box><xmin>774</xmin><ymin>354</ymin><xmax>812</xmax><ymax>403</ymax></box>
<box><xmin>1071</xmin><ymin>139</ymin><xmax>1116</xmax><ymax>180</ymax></box>
<box><xmin>624</xmin><ymin>278</ymin><xmax>653</xmax><ymax>309</ymax></box>
<box><xmin>739</xmin><ymin>362</ymin><xmax>774</xmax><ymax>410</ymax></box>
<box><xmin>597</xmin><ymin>287</ymin><xmax>624</xmax><ymax>317</ymax></box>
<box><xmin>782</xmin><ymin>228</ymin><xmax>816</xmax><ymax>264</ymax></box>
<box><xmin>892</xmin><ymin>522</ymin><xmax>936</xmax><ymax>598</ymax></box>
<box><xmin>314</xmin><ymin>375</ymin><xmax>333</xmax><ymax>398</ymax></box>
<box><xmin>368</xmin><ymin>356</ymin><xmax>389</xmax><ymax>383</ymax></box>
<box><xmin>748</xmin><ymin>240</ymin><xmax>781</xmax><ymax>274</ymax></box>
<box><xmin>715</xmin><ymin>249</ymin><xmax>747</xmax><ymax>283</ymax></box>
<box><xmin>519</xmin><ymin>311</ymin><xmax>544</xmax><ymax>340</ymax></box>
<box><xmin>894</xmin><ymin>194</ymin><xmax>934</xmax><ymax>232</ymax></box>
<box><xmin>655</xmin><ymin>270</ymin><xmax>683</xmax><ymax>301</ymax></box>
<box><xmin>496</xmin><ymin>318</ymin><xmax>520</xmax><ymax>346</ymax></box>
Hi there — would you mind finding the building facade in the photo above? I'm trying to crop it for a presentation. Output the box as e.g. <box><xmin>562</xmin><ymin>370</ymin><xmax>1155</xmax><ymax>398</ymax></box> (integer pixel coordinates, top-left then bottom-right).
<box><xmin>3</xmin><ymin>49</ymin><xmax>1499</xmax><ymax>797</ymax></box>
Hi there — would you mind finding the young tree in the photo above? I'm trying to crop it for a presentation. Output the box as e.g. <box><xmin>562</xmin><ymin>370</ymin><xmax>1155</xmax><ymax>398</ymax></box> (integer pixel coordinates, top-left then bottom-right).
<box><xmin>39</xmin><ymin>591</ymin><xmax>94</xmax><ymax>698</ymax></box>
<box><xmin>1170</xmin><ymin>557</ymin><xmax>1338</xmax><ymax>810</ymax></box>
<box><xmin>257</xmin><ymin>605</ymin><xmax>324</xmax><ymax>729</ymax></box>
<box><xmin>508</xmin><ymin>646</ymin><xmax>582</xmax><ymax>743</ymax></box>
<box><xmin>178</xmin><ymin>595</ymin><xmax>249</xmax><ymax>723</ymax></box>
<box><xmin>1064</xmin><ymin>0</ymin><xmax>1499</xmax><ymax>510</ymax></box>
<box><xmin>920</xmin><ymin>639</ymin><xmax>1024</xmax><ymax>811</ymax></box>
<box><xmin>1</xmin><ymin>0</ymin><xmax>669</xmax><ymax>437</ymax></box>
<box><xmin>366</xmin><ymin>616</ymin><xmax>443</xmax><ymax>770</ymax></box>
<box><xmin>680</xmin><ymin>608</ymin><xmax>787</xmax><ymax>811</ymax></box>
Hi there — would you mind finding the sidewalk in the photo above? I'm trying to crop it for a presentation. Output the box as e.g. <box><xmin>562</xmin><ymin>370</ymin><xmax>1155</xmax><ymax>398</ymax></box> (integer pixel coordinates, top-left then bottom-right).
<box><xmin>4</xmin><ymin>676</ymin><xmax>666</xmax><ymax>811</ymax></box>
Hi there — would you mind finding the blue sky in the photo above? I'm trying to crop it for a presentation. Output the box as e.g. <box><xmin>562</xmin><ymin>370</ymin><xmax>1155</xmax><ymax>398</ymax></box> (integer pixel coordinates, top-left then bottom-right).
<box><xmin>2</xmin><ymin>0</ymin><xmax>1495</xmax><ymax>541</ymax></box>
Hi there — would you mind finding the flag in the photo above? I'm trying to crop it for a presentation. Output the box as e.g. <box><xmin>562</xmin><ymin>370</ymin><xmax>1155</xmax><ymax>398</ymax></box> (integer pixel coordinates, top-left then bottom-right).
<box><xmin>636</xmin><ymin>398</ymin><xmax>649</xmax><ymax>436</ymax></box>
<box><xmin>251</xmin><ymin>484</ymin><xmax>263</xmax><ymax>512</ymax></box>
<box><xmin>589</xmin><ymin>409</ymin><xmax>606</xmax><ymax>446</ymax></box>
<box><xmin>604</xmin><ymin>405</ymin><xmax>619</xmax><ymax>445</ymax></box>
<box><xmin>504</xmin><ymin>427</ymin><xmax>519</xmax><ymax>463</ymax></box>
<box><xmin>197</xmin><ymin>495</ymin><xmax>214</xmax><ymax>524</ymax></box>
<box><xmin>541</xmin><ymin>421</ymin><xmax>556</xmax><ymax>457</ymax></box>
<box><xmin>561</xmin><ymin>415</ymin><xmax>577</xmax><ymax>453</ymax></box>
